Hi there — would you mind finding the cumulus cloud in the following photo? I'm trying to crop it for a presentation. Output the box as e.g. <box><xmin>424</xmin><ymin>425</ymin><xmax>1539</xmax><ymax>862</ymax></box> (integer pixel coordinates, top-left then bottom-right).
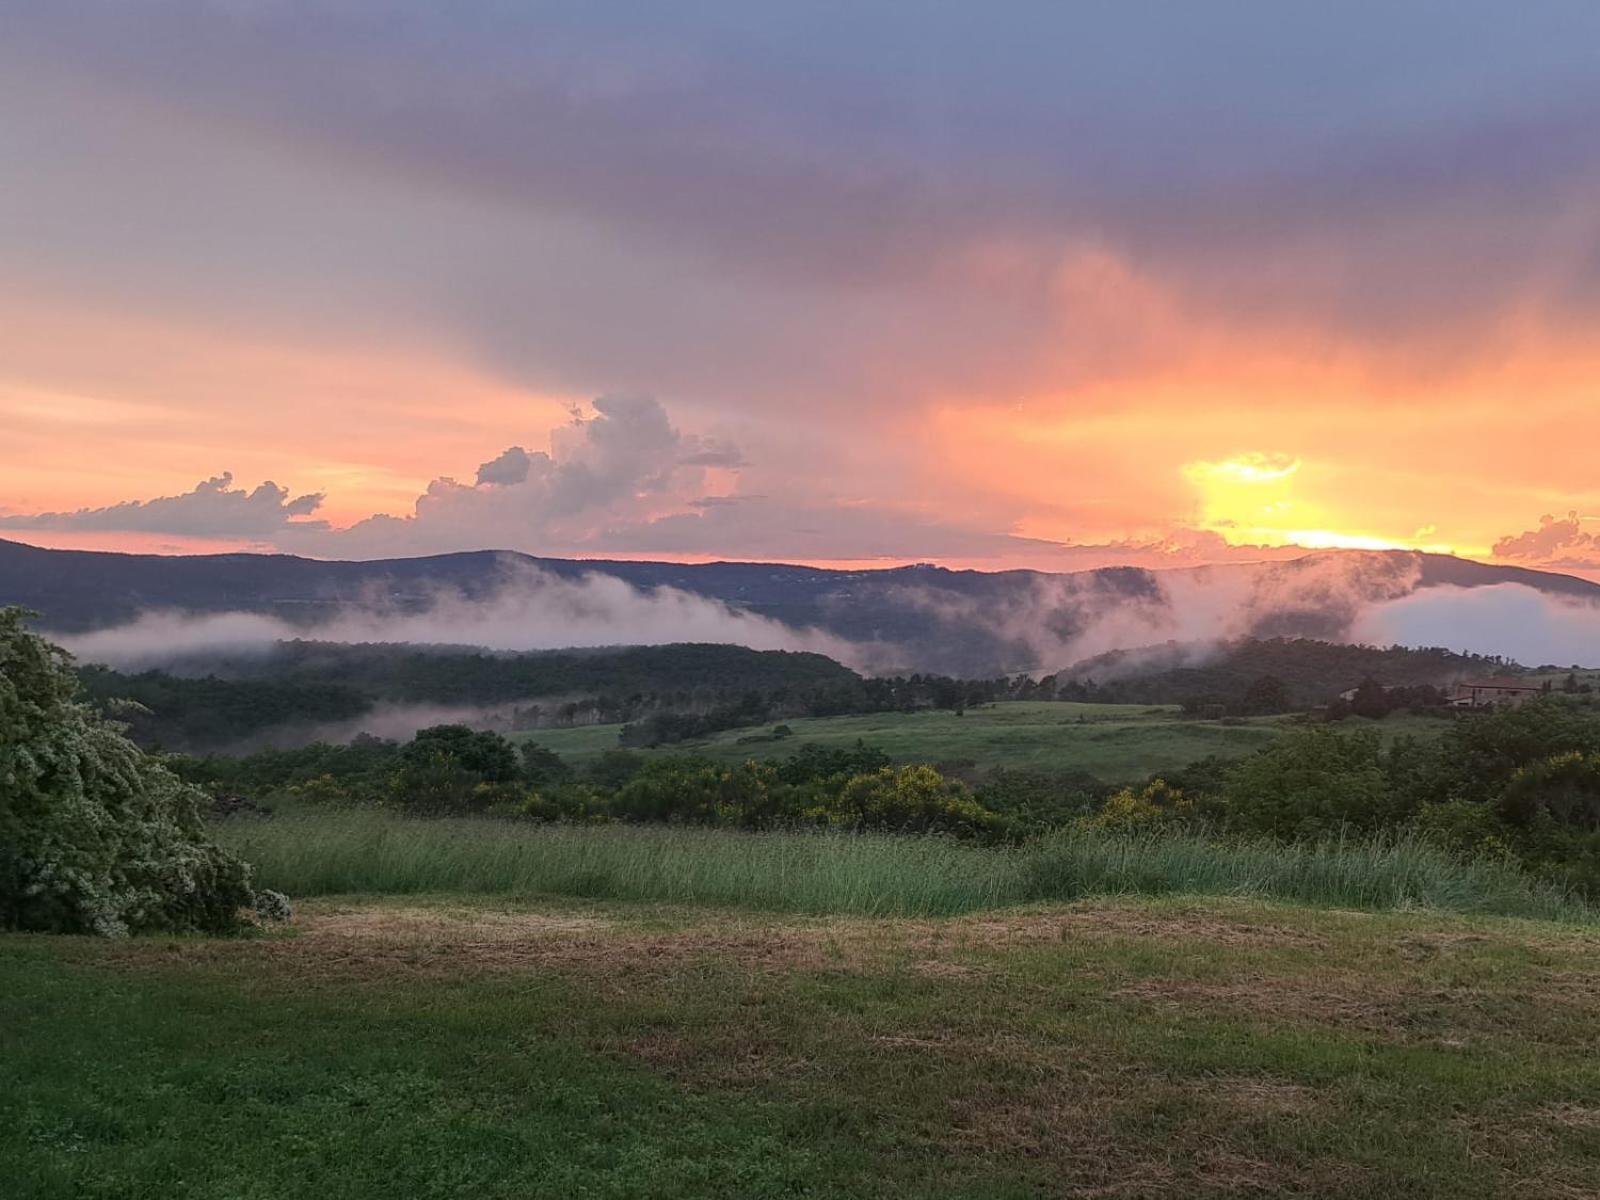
<box><xmin>294</xmin><ymin>394</ymin><xmax>743</xmax><ymax>557</ymax></box>
<box><xmin>474</xmin><ymin>445</ymin><xmax>532</xmax><ymax>486</ymax></box>
<box><xmin>1493</xmin><ymin>511</ymin><xmax>1600</xmax><ymax>567</ymax></box>
<box><xmin>0</xmin><ymin>472</ymin><xmax>326</xmax><ymax>537</ymax></box>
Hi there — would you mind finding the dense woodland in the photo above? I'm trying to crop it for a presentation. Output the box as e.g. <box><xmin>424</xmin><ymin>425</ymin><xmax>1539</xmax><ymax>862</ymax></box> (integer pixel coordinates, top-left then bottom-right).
<box><xmin>81</xmin><ymin>642</ymin><xmax>1027</xmax><ymax>750</ymax></box>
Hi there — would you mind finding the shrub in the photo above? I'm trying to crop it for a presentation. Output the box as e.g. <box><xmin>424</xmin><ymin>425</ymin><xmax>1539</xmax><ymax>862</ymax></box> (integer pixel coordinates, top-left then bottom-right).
<box><xmin>974</xmin><ymin>767</ymin><xmax>1103</xmax><ymax>835</ymax></box>
<box><xmin>1412</xmin><ymin>800</ymin><xmax>1515</xmax><ymax>861</ymax></box>
<box><xmin>829</xmin><ymin>766</ymin><xmax>1000</xmax><ymax>837</ymax></box>
<box><xmin>1217</xmin><ymin>727</ymin><xmax>1400</xmax><ymax>837</ymax></box>
<box><xmin>512</xmin><ymin>783</ymin><xmax>610</xmax><ymax>824</ymax></box>
<box><xmin>402</xmin><ymin>725</ymin><xmax>520</xmax><ymax>783</ymax></box>
<box><xmin>773</xmin><ymin>740</ymin><xmax>891</xmax><ymax>786</ymax></box>
<box><xmin>519</xmin><ymin>741</ymin><xmax>572</xmax><ymax>786</ymax></box>
<box><xmin>253</xmin><ymin>889</ymin><xmax>292</xmax><ymax>922</ymax></box>
<box><xmin>1425</xmin><ymin>700</ymin><xmax>1600</xmax><ymax>806</ymax></box>
<box><xmin>1500</xmin><ymin>751</ymin><xmax>1600</xmax><ymax>831</ymax></box>
<box><xmin>610</xmin><ymin>757</ymin><xmax>780</xmax><ymax>826</ymax></box>
<box><xmin>0</xmin><ymin>609</ymin><xmax>255</xmax><ymax>936</ymax></box>
<box><xmin>1080</xmin><ymin>780</ymin><xmax>1193</xmax><ymax>832</ymax></box>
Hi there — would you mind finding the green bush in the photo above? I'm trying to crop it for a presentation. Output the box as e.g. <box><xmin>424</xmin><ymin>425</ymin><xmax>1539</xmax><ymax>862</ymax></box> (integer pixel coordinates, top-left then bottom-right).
<box><xmin>0</xmin><ymin>609</ymin><xmax>255</xmax><ymax>936</ymax></box>
<box><xmin>1500</xmin><ymin>751</ymin><xmax>1600</xmax><ymax>831</ymax></box>
<box><xmin>610</xmin><ymin>757</ymin><xmax>779</xmax><ymax>825</ymax></box>
<box><xmin>1217</xmin><ymin>727</ymin><xmax>1401</xmax><ymax>837</ymax></box>
<box><xmin>829</xmin><ymin>766</ymin><xmax>999</xmax><ymax>836</ymax></box>
<box><xmin>401</xmin><ymin>725</ymin><xmax>520</xmax><ymax>783</ymax></box>
<box><xmin>1079</xmin><ymin>779</ymin><xmax>1193</xmax><ymax>832</ymax></box>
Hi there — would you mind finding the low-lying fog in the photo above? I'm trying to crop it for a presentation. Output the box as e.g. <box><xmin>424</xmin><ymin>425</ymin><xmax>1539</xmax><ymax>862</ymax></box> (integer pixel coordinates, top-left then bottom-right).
<box><xmin>51</xmin><ymin>564</ymin><xmax>1600</xmax><ymax>686</ymax></box>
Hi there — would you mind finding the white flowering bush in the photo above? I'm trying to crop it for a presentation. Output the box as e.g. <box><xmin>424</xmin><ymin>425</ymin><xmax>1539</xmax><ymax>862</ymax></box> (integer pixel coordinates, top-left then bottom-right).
<box><xmin>0</xmin><ymin>608</ymin><xmax>256</xmax><ymax>935</ymax></box>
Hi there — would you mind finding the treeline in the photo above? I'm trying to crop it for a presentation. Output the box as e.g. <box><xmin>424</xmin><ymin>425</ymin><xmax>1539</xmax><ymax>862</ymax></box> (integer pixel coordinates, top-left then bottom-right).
<box><xmin>616</xmin><ymin>675</ymin><xmax>1017</xmax><ymax>746</ymax></box>
<box><xmin>1058</xmin><ymin>638</ymin><xmax>1511</xmax><ymax>709</ymax></box>
<box><xmin>79</xmin><ymin>666</ymin><xmax>372</xmax><ymax>749</ymax></box>
<box><xmin>179</xmin><ymin>640</ymin><xmax>859</xmax><ymax>700</ymax></box>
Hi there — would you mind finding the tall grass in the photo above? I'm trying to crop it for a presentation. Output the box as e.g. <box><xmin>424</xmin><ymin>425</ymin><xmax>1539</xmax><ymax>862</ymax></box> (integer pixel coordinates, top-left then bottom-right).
<box><xmin>1023</xmin><ymin>829</ymin><xmax>1587</xmax><ymax>921</ymax></box>
<box><xmin>221</xmin><ymin>811</ymin><xmax>1592</xmax><ymax>922</ymax></box>
<box><xmin>224</xmin><ymin>812</ymin><xmax>1024</xmax><ymax>917</ymax></box>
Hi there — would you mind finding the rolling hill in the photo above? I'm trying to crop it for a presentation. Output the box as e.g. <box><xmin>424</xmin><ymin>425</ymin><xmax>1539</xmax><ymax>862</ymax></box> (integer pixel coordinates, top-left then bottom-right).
<box><xmin>4</xmin><ymin>537</ymin><xmax>1598</xmax><ymax>675</ymax></box>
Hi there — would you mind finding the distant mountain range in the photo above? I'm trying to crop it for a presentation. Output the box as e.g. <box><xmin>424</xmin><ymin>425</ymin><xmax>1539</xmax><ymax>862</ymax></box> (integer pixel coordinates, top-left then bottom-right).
<box><xmin>4</xmin><ymin>537</ymin><xmax>1597</xmax><ymax>676</ymax></box>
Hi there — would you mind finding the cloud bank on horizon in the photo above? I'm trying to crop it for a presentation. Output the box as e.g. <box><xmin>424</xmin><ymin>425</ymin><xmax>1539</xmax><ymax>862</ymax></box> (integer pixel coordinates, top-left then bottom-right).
<box><xmin>3</xmin><ymin>3</ymin><xmax>1600</xmax><ymax>573</ymax></box>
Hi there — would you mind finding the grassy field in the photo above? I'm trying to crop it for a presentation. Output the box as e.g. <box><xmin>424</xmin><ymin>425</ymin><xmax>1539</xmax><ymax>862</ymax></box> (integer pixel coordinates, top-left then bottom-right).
<box><xmin>512</xmin><ymin>701</ymin><xmax>1304</xmax><ymax>778</ymax></box>
<box><xmin>510</xmin><ymin>702</ymin><xmax>1449</xmax><ymax>781</ymax></box>
<box><xmin>7</xmin><ymin>891</ymin><xmax>1600</xmax><ymax>1198</ymax></box>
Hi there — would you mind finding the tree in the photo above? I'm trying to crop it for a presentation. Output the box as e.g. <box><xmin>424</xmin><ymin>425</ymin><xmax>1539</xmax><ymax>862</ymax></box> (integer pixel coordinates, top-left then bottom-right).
<box><xmin>0</xmin><ymin>609</ymin><xmax>254</xmax><ymax>935</ymax></box>
<box><xmin>1241</xmin><ymin>674</ymin><xmax>1291</xmax><ymax>715</ymax></box>
<box><xmin>520</xmin><ymin>741</ymin><xmax>572</xmax><ymax>786</ymax></box>
<box><xmin>1500</xmin><ymin>752</ymin><xmax>1600</xmax><ymax>832</ymax></box>
<box><xmin>1347</xmin><ymin>677</ymin><xmax>1393</xmax><ymax>719</ymax></box>
<box><xmin>1218</xmin><ymin>727</ymin><xmax>1399</xmax><ymax>837</ymax></box>
<box><xmin>401</xmin><ymin>725</ymin><xmax>520</xmax><ymax>783</ymax></box>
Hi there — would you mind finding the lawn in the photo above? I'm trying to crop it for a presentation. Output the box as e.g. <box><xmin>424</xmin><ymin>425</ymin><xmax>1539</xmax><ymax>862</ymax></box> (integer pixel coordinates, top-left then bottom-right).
<box><xmin>7</xmin><ymin>893</ymin><xmax>1600</xmax><ymax>1198</ymax></box>
<box><xmin>514</xmin><ymin>701</ymin><xmax>1303</xmax><ymax>779</ymax></box>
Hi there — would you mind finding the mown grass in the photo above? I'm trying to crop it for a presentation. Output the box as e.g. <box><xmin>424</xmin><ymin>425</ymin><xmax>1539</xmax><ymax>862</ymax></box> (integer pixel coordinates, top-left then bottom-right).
<box><xmin>512</xmin><ymin>700</ymin><xmax>1440</xmax><ymax>779</ymax></box>
<box><xmin>7</xmin><ymin>894</ymin><xmax>1600</xmax><ymax>1198</ymax></box>
<box><xmin>219</xmin><ymin>809</ymin><xmax>1591</xmax><ymax>922</ymax></box>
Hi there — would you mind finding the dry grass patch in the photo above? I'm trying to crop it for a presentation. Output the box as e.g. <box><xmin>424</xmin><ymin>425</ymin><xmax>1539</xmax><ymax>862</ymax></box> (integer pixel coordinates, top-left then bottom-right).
<box><xmin>945</xmin><ymin>1069</ymin><xmax>1348</xmax><ymax>1199</ymax></box>
<box><xmin>1204</xmin><ymin>1075</ymin><xmax>1322</xmax><ymax>1117</ymax></box>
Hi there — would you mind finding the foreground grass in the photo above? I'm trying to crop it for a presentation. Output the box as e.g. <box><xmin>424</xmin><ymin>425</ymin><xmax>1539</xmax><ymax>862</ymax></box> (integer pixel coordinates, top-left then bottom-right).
<box><xmin>218</xmin><ymin>810</ymin><xmax>1591</xmax><ymax>922</ymax></box>
<box><xmin>6</xmin><ymin>895</ymin><xmax>1600</xmax><ymax>1198</ymax></box>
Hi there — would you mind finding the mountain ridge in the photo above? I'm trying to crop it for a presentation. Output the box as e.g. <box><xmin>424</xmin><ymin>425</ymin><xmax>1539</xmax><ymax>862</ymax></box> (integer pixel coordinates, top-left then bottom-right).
<box><xmin>4</xmin><ymin>537</ymin><xmax>1596</xmax><ymax>675</ymax></box>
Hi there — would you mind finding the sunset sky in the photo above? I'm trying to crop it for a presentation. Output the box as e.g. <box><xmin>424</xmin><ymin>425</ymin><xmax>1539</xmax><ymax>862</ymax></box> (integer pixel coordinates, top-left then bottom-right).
<box><xmin>4</xmin><ymin>3</ymin><xmax>1600</xmax><ymax>576</ymax></box>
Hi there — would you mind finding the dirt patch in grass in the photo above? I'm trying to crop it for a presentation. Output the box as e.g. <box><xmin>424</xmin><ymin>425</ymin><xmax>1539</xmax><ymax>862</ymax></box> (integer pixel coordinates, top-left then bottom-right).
<box><xmin>1203</xmin><ymin>1075</ymin><xmax>1322</xmax><ymax>1117</ymax></box>
<box><xmin>1394</xmin><ymin>932</ymin><xmax>1494</xmax><ymax>961</ymax></box>
<box><xmin>97</xmin><ymin>901</ymin><xmax>857</xmax><ymax>985</ymax></box>
<box><xmin>1111</xmin><ymin>975</ymin><xmax>1410</xmax><ymax>1034</ymax></box>
<box><xmin>309</xmin><ymin>904</ymin><xmax>615</xmax><ymax>940</ymax></box>
<box><xmin>947</xmin><ymin>1070</ymin><xmax>1354</xmax><ymax>1198</ymax></box>
<box><xmin>1538</xmin><ymin>1103</ymin><xmax>1600</xmax><ymax>1130</ymax></box>
<box><xmin>597</xmin><ymin>1025</ymin><xmax>816</xmax><ymax>1091</ymax></box>
<box><xmin>1449</xmin><ymin>1106</ymin><xmax>1600</xmax><ymax>1200</ymax></box>
<box><xmin>902</xmin><ymin>905</ymin><xmax>1333</xmax><ymax>954</ymax></box>
<box><xmin>1110</xmin><ymin>969</ymin><xmax>1600</xmax><ymax>1050</ymax></box>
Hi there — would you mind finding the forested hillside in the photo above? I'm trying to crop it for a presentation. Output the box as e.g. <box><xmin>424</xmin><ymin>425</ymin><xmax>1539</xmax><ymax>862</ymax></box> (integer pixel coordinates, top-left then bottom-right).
<box><xmin>79</xmin><ymin>642</ymin><xmax>862</xmax><ymax>750</ymax></box>
<box><xmin>1061</xmin><ymin>638</ymin><xmax>1514</xmax><ymax>708</ymax></box>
